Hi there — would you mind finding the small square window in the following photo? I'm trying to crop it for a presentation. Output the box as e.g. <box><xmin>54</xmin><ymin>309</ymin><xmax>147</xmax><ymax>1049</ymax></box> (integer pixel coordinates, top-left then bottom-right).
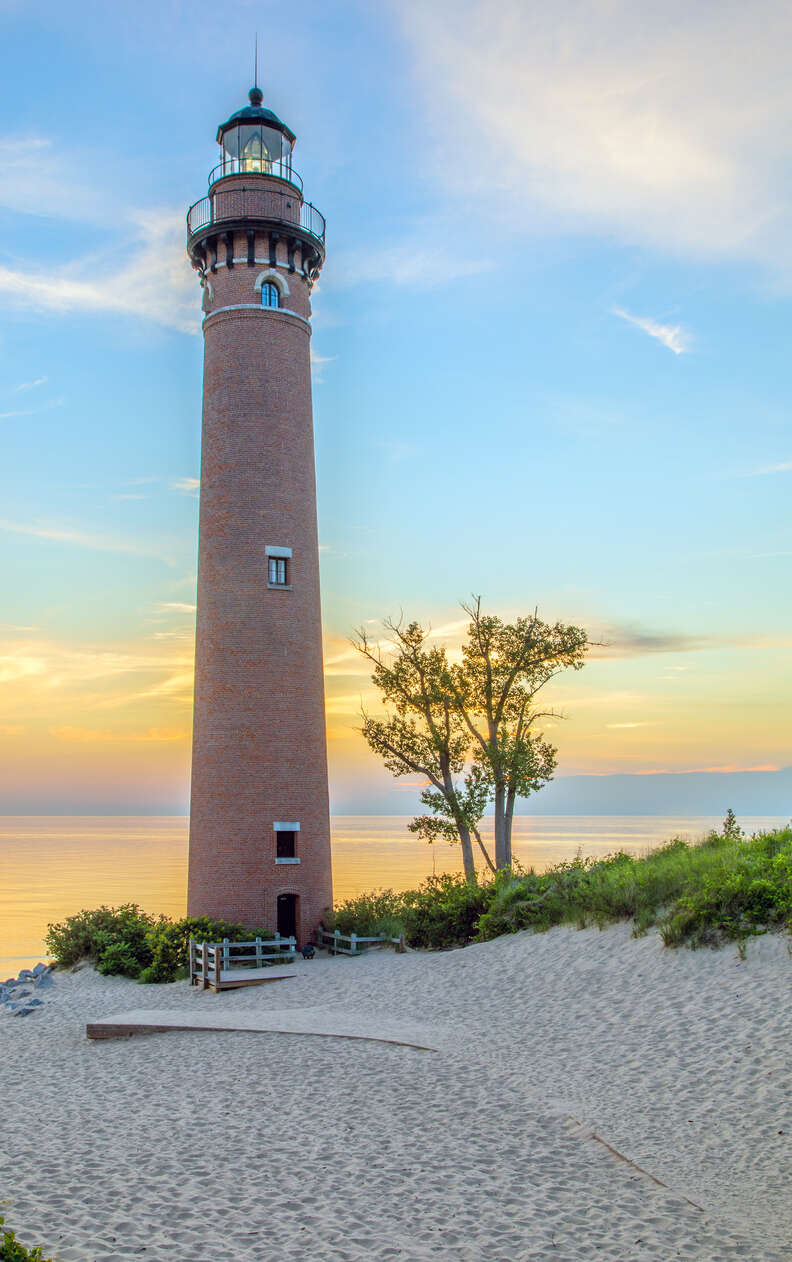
<box><xmin>276</xmin><ymin>830</ymin><xmax>296</xmax><ymax>859</ymax></box>
<box><xmin>268</xmin><ymin>556</ymin><xmax>288</xmax><ymax>586</ymax></box>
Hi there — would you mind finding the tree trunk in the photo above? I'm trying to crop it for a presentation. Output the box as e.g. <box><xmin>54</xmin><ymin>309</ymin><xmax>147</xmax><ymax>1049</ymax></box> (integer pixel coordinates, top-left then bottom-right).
<box><xmin>456</xmin><ymin>823</ymin><xmax>478</xmax><ymax>883</ymax></box>
<box><xmin>494</xmin><ymin>782</ymin><xmax>508</xmax><ymax>868</ymax></box>
<box><xmin>504</xmin><ymin>788</ymin><xmax>516</xmax><ymax>868</ymax></box>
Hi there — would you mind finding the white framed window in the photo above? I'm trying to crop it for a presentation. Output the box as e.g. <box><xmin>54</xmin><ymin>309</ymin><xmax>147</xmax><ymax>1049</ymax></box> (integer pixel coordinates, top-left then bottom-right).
<box><xmin>268</xmin><ymin>556</ymin><xmax>288</xmax><ymax>585</ymax></box>
<box><xmin>266</xmin><ymin>545</ymin><xmax>292</xmax><ymax>590</ymax></box>
<box><xmin>274</xmin><ymin>821</ymin><xmax>300</xmax><ymax>865</ymax></box>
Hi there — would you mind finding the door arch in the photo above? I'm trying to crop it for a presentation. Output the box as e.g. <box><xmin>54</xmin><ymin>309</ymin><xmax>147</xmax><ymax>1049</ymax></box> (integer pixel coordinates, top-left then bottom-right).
<box><xmin>277</xmin><ymin>892</ymin><xmax>298</xmax><ymax>943</ymax></box>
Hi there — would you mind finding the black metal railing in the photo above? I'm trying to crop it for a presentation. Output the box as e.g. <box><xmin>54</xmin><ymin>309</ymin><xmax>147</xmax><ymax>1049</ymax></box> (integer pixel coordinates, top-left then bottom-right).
<box><xmin>208</xmin><ymin>159</ymin><xmax>303</xmax><ymax>193</ymax></box>
<box><xmin>186</xmin><ymin>189</ymin><xmax>325</xmax><ymax>247</ymax></box>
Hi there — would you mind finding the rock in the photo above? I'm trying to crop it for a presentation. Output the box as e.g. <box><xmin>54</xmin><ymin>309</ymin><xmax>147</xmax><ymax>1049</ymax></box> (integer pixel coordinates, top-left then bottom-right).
<box><xmin>32</xmin><ymin>962</ymin><xmax>51</xmax><ymax>977</ymax></box>
<box><xmin>11</xmin><ymin>1004</ymin><xmax>37</xmax><ymax>1017</ymax></box>
<box><xmin>34</xmin><ymin>973</ymin><xmax>54</xmax><ymax>990</ymax></box>
<box><xmin>17</xmin><ymin>969</ymin><xmax>34</xmax><ymax>981</ymax></box>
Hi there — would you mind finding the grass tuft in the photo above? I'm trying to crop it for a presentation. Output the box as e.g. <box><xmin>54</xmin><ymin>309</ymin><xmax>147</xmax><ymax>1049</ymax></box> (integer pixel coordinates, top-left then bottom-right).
<box><xmin>331</xmin><ymin>819</ymin><xmax>792</xmax><ymax>952</ymax></box>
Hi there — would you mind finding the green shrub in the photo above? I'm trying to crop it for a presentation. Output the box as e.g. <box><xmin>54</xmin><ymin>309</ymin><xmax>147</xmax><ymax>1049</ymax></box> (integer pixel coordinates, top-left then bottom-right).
<box><xmin>45</xmin><ymin>904</ymin><xmax>156</xmax><ymax>977</ymax></box>
<box><xmin>658</xmin><ymin>827</ymin><xmax>792</xmax><ymax>947</ymax></box>
<box><xmin>45</xmin><ymin>906</ymin><xmax>275</xmax><ymax>983</ymax></box>
<box><xmin>139</xmin><ymin>917</ymin><xmax>273</xmax><ymax>984</ymax></box>
<box><xmin>326</xmin><ymin>874</ymin><xmax>493</xmax><ymax>949</ymax></box>
<box><xmin>327</xmin><ymin>889</ymin><xmax>406</xmax><ymax>939</ymax></box>
<box><xmin>0</xmin><ymin>1212</ymin><xmax>52</xmax><ymax>1261</ymax></box>
<box><xmin>401</xmin><ymin>873</ymin><xmax>494</xmax><ymax>949</ymax></box>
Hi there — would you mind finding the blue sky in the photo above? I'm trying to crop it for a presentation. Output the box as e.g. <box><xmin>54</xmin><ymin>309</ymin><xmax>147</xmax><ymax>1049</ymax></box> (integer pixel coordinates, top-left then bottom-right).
<box><xmin>0</xmin><ymin>0</ymin><xmax>789</xmax><ymax>813</ymax></box>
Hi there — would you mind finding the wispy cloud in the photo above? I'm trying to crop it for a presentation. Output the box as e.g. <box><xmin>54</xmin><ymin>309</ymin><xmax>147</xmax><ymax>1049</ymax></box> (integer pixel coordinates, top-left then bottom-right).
<box><xmin>157</xmin><ymin>602</ymin><xmax>197</xmax><ymax>614</ymax></box>
<box><xmin>741</xmin><ymin>460</ymin><xmax>792</xmax><ymax>477</ymax></box>
<box><xmin>13</xmin><ymin>377</ymin><xmax>47</xmax><ymax>392</ymax></box>
<box><xmin>0</xmin><ymin>518</ymin><xmax>172</xmax><ymax>563</ymax></box>
<box><xmin>50</xmin><ymin>725</ymin><xmax>189</xmax><ymax>744</ymax></box>
<box><xmin>611</xmin><ymin>307</ymin><xmax>691</xmax><ymax>354</ymax></box>
<box><xmin>396</xmin><ymin>0</ymin><xmax>792</xmax><ymax>278</ymax></box>
<box><xmin>333</xmin><ymin>242</ymin><xmax>493</xmax><ymax>289</ymax></box>
<box><xmin>606</xmin><ymin>721</ymin><xmax>658</xmax><ymax>729</ymax></box>
<box><xmin>171</xmin><ymin>476</ymin><xmax>200</xmax><ymax>493</ymax></box>
<box><xmin>0</xmin><ymin>408</ymin><xmax>33</xmax><ymax>420</ymax></box>
<box><xmin>0</xmin><ymin>208</ymin><xmax>198</xmax><ymax>334</ymax></box>
<box><xmin>310</xmin><ymin>349</ymin><xmax>336</xmax><ymax>383</ymax></box>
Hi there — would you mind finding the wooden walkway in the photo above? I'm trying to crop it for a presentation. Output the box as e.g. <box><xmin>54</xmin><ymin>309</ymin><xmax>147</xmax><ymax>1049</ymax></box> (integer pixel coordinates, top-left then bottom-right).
<box><xmin>85</xmin><ymin>1006</ymin><xmax>443</xmax><ymax>1051</ymax></box>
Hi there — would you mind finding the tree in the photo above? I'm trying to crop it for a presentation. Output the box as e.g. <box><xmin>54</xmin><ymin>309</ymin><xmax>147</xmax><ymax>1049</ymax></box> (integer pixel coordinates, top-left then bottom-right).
<box><xmin>354</xmin><ymin>599</ymin><xmax>589</xmax><ymax>878</ymax></box>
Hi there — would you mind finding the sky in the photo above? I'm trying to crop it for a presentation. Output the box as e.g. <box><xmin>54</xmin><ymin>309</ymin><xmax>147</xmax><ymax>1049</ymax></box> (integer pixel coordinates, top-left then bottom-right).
<box><xmin>0</xmin><ymin>0</ymin><xmax>789</xmax><ymax>814</ymax></box>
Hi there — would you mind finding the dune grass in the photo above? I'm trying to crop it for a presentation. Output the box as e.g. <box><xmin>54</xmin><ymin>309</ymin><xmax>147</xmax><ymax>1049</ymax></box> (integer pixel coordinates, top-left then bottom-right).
<box><xmin>0</xmin><ymin>1212</ymin><xmax>51</xmax><ymax>1262</ymax></box>
<box><xmin>328</xmin><ymin>820</ymin><xmax>792</xmax><ymax>951</ymax></box>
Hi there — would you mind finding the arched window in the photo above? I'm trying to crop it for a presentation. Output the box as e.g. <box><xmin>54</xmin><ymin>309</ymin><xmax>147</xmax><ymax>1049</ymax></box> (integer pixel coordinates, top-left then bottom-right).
<box><xmin>261</xmin><ymin>282</ymin><xmax>280</xmax><ymax>309</ymax></box>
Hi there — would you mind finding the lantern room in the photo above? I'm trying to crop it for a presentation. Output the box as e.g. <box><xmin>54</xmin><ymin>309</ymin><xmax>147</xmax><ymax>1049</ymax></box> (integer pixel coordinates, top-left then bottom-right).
<box><xmin>214</xmin><ymin>86</ymin><xmax>297</xmax><ymax>183</ymax></box>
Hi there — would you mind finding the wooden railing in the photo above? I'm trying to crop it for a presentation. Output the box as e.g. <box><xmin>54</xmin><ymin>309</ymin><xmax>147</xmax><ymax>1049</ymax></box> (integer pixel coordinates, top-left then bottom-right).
<box><xmin>189</xmin><ymin>935</ymin><xmax>297</xmax><ymax>989</ymax></box>
<box><xmin>317</xmin><ymin>928</ymin><xmax>404</xmax><ymax>956</ymax></box>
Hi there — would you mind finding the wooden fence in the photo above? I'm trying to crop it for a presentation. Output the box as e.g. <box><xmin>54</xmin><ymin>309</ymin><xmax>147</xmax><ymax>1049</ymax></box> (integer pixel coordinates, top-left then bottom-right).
<box><xmin>316</xmin><ymin>928</ymin><xmax>404</xmax><ymax>956</ymax></box>
<box><xmin>189</xmin><ymin>935</ymin><xmax>297</xmax><ymax>990</ymax></box>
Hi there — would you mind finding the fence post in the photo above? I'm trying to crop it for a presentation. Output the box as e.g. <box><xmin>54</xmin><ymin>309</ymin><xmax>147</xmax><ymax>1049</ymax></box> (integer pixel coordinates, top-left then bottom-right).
<box><xmin>188</xmin><ymin>936</ymin><xmax>195</xmax><ymax>984</ymax></box>
<box><xmin>223</xmin><ymin>938</ymin><xmax>230</xmax><ymax>974</ymax></box>
<box><xmin>201</xmin><ymin>942</ymin><xmax>209</xmax><ymax>988</ymax></box>
<box><xmin>256</xmin><ymin>936</ymin><xmax>262</xmax><ymax>968</ymax></box>
<box><xmin>333</xmin><ymin>928</ymin><xmax>340</xmax><ymax>956</ymax></box>
<box><xmin>350</xmin><ymin>932</ymin><xmax>357</xmax><ymax>955</ymax></box>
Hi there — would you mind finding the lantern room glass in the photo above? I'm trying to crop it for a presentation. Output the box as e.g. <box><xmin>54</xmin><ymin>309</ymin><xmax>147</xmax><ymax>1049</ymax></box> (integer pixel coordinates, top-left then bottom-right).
<box><xmin>221</xmin><ymin>125</ymin><xmax>293</xmax><ymax>178</ymax></box>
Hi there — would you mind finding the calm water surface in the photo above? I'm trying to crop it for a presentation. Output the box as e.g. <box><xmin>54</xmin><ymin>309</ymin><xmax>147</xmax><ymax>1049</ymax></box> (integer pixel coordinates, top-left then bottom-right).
<box><xmin>0</xmin><ymin>814</ymin><xmax>786</xmax><ymax>971</ymax></box>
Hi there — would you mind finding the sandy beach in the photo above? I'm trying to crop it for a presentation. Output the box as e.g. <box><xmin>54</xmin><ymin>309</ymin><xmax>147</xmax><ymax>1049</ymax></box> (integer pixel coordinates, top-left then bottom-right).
<box><xmin>1</xmin><ymin>924</ymin><xmax>790</xmax><ymax>1262</ymax></box>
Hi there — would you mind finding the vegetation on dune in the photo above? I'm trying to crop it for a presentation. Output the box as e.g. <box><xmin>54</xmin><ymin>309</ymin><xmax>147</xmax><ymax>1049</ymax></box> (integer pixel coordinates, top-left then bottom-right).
<box><xmin>328</xmin><ymin>818</ymin><xmax>792</xmax><ymax>952</ymax></box>
<box><xmin>45</xmin><ymin>817</ymin><xmax>792</xmax><ymax>972</ymax></box>
<box><xmin>44</xmin><ymin>906</ymin><xmax>272</xmax><ymax>982</ymax></box>
<box><xmin>0</xmin><ymin>1212</ymin><xmax>51</xmax><ymax>1262</ymax></box>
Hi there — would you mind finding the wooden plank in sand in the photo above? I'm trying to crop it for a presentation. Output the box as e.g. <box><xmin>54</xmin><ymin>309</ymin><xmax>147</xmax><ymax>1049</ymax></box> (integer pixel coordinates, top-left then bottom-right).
<box><xmin>203</xmin><ymin>965</ymin><xmax>297</xmax><ymax>993</ymax></box>
<box><xmin>85</xmin><ymin>1006</ymin><xmax>443</xmax><ymax>1051</ymax></box>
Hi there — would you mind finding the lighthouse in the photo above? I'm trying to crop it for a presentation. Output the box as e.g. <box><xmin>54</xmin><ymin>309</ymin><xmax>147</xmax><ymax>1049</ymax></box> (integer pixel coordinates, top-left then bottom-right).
<box><xmin>185</xmin><ymin>86</ymin><xmax>332</xmax><ymax>945</ymax></box>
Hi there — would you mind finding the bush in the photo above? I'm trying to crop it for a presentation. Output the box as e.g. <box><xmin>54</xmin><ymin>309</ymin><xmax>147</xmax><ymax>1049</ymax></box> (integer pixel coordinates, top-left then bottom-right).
<box><xmin>139</xmin><ymin>917</ymin><xmax>273</xmax><ymax>984</ymax></box>
<box><xmin>401</xmin><ymin>874</ymin><xmax>494</xmax><ymax>949</ymax></box>
<box><xmin>658</xmin><ymin>827</ymin><xmax>792</xmax><ymax>948</ymax></box>
<box><xmin>0</xmin><ymin>1213</ymin><xmax>52</xmax><ymax>1261</ymax></box>
<box><xmin>45</xmin><ymin>907</ymin><xmax>274</xmax><ymax>983</ymax></box>
<box><xmin>325</xmin><ymin>874</ymin><xmax>493</xmax><ymax>950</ymax></box>
<box><xmin>327</xmin><ymin>889</ymin><xmax>406</xmax><ymax>939</ymax></box>
<box><xmin>45</xmin><ymin>904</ymin><xmax>156</xmax><ymax>976</ymax></box>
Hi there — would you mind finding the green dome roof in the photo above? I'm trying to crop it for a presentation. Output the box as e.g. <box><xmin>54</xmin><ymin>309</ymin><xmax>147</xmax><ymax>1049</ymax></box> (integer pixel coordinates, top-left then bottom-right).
<box><xmin>216</xmin><ymin>88</ymin><xmax>296</xmax><ymax>145</ymax></box>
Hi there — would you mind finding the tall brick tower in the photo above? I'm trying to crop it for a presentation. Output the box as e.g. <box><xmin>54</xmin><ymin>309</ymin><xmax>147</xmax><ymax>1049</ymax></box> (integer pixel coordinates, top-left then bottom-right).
<box><xmin>185</xmin><ymin>85</ymin><xmax>332</xmax><ymax>945</ymax></box>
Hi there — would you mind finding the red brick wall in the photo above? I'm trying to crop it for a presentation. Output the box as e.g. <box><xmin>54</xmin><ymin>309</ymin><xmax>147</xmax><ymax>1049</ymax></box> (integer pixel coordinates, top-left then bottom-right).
<box><xmin>187</xmin><ymin>244</ymin><xmax>333</xmax><ymax>945</ymax></box>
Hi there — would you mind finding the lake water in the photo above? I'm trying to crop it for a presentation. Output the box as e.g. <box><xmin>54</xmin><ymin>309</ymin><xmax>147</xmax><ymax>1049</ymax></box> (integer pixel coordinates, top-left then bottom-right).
<box><xmin>1</xmin><ymin>814</ymin><xmax>786</xmax><ymax>971</ymax></box>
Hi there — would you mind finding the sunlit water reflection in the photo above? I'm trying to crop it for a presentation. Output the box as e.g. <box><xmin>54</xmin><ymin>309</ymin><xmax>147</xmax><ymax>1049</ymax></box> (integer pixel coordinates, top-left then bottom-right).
<box><xmin>1</xmin><ymin>814</ymin><xmax>785</xmax><ymax>970</ymax></box>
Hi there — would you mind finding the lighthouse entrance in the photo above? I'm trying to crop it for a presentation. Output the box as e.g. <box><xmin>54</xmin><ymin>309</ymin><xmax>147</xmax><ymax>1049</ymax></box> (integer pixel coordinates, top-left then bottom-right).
<box><xmin>277</xmin><ymin>893</ymin><xmax>298</xmax><ymax>942</ymax></box>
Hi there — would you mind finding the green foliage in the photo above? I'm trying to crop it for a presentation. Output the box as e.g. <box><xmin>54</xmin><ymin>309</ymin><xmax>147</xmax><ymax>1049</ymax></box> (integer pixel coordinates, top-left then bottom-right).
<box><xmin>329</xmin><ymin>874</ymin><xmax>493</xmax><ymax>950</ymax></box>
<box><xmin>659</xmin><ymin>827</ymin><xmax>792</xmax><ymax>948</ymax></box>
<box><xmin>139</xmin><ymin>916</ymin><xmax>272</xmax><ymax>984</ymax></box>
<box><xmin>327</xmin><ymin>890</ymin><xmax>405</xmax><ymax>939</ymax></box>
<box><xmin>329</xmin><ymin>824</ymin><xmax>792</xmax><ymax>954</ymax></box>
<box><xmin>355</xmin><ymin>601</ymin><xmax>589</xmax><ymax>878</ymax></box>
<box><xmin>401</xmin><ymin>873</ymin><xmax>494</xmax><ymax>948</ymax></box>
<box><xmin>45</xmin><ymin>904</ymin><xmax>156</xmax><ymax>976</ymax></box>
<box><xmin>45</xmin><ymin>906</ymin><xmax>273</xmax><ymax>982</ymax></box>
<box><xmin>0</xmin><ymin>1212</ymin><xmax>52</xmax><ymax>1262</ymax></box>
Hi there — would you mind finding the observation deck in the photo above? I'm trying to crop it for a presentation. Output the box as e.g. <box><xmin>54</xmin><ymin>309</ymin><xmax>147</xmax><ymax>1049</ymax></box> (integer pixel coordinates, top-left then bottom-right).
<box><xmin>186</xmin><ymin>167</ymin><xmax>325</xmax><ymax>282</ymax></box>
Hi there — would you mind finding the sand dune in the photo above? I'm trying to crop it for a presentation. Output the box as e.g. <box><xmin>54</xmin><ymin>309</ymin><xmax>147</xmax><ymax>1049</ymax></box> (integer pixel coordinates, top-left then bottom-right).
<box><xmin>1</xmin><ymin>923</ymin><xmax>789</xmax><ymax>1261</ymax></box>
